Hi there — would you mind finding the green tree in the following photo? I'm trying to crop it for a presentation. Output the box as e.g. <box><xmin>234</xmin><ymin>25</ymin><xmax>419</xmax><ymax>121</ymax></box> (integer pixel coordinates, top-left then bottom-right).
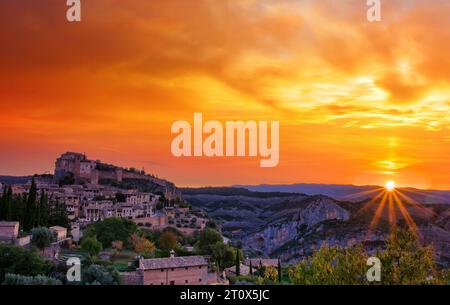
<box><xmin>379</xmin><ymin>228</ymin><xmax>440</xmax><ymax>284</ymax></box>
<box><xmin>0</xmin><ymin>187</ymin><xmax>6</xmax><ymax>219</ymax></box>
<box><xmin>81</xmin><ymin>236</ymin><xmax>103</xmax><ymax>258</ymax></box>
<box><xmin>278</xmin><ymin>258</ymin><xmax>282</xmax><ymax>282</ymax></box>
<box><xmin>83</xmin><ymin>217</ymin><xmax>138</xmax><ymax>248</ymax></box>
<box><xmin>48</xmin><ymin>200</ymin><xmax>69</xmax><ymax>228</ymax></box>
<box><xmin>249</xmin><ymin>260</ymin><xmax>253</xmax><ymax>275</ymax></box>
<box><xmin>0</xmin><ymin>244</ymin><xmax>51</xmax><ymax>282</ymax></box>
<box><xmin>211</xmin><ymin>242</ymin><xmax>235</xmax><ymax>270</ymax></box>
<box><xmin>0</xmin><ymin>186</ymin><xmax>13</xmax><ymax>221</ymax></box>
<box><xmin>159</xmin><ymin>231</ymin><xmax>177</xmax><ymax>250</ymax></box>
<box><xmin>82</xmin><ymin>264</ymin><xmax>120</xmax><ymax>285</ymax></box>
<box><xmin>288</xmin><ymin>245</ymin><xmax>368</xmax><ymax>285</ymax></box>
<box><xmin>36</xmin><ymin>190</ymin><xmax>49</xmax><ymax>227</ymax></box>
<box><xmin>196</xmin><ymin>228</ymin><xmax>223</xmax><ymax>255</ymax></box>
<box><xmin>23</xmin><ymin>177</ymin><xmax>37</xmax><ymax>231</ymax></box>
<box><xmin>31</xmin><ymin>227</ymin><xmax>55</xmax><ymax>251</ymax></box>
<box><xmin>288</xmin><ymin>228</ymin><xmax>446</xmax><ymax>285</ymax></box>
<box><xmin>235</xmin><ymin>249</ymin><xmax>241</xmax><ymax>276</ymax></box>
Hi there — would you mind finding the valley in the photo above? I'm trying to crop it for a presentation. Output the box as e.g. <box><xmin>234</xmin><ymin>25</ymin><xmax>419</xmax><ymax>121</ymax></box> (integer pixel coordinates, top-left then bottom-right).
<box><xmin>183</xmin><ymin>187</ymin><xmax>450</xmax><ymax>266</ymax></box>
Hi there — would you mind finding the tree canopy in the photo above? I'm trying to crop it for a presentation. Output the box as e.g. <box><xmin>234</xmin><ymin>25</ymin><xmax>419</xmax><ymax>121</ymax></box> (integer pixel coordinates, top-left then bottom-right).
<box><xmin>0</xmin><ymin>244</ymin><xmax>51</xmax><ymax>283</ymax></box>
<box><xmin>288</xmin><ymin>228</ymin><xmax>447</xmax><ymax>285</ymax></box>
<box><xmin>83</xmin><ymin>217</ymin><xmax>139</xmax><ymax>248</ymax></box>
<box><xmin>31</xmin><ymin>227</ymin><xmax>55</xmax><ymax>250</ymax></box>
<box><xmin>81</xmin><ymin>236</ymin><xmax>103</xmax><ymax>257</ymax></box>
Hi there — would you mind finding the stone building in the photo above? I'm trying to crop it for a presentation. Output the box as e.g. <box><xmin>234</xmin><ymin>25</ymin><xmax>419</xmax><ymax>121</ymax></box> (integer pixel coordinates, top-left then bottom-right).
<box><xmin>0</xmin><ymin>221</ymin><xmax>19</xmax><ymax>243</ymax></box>
<box><xmin>53</xmin><ymin>152</ymin><xmax>181</xmax><ymax>200</ymax></box>
<box><xmin>133</xmin><ymin>255</ymin><xmax>209</xmax><ymax>285</ymax></box>
<box><xmin>50</xmin><ymin>226</ymin><xmax>68</xmax><ymax>241</ymax></box>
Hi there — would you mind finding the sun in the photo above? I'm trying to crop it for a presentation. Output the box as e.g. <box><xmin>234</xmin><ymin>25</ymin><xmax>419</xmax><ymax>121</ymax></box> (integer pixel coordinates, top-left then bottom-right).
<box><xmin>385</xmin><ymin>180</ymin><xmax>396</xmax><ymax>191</ymax></box>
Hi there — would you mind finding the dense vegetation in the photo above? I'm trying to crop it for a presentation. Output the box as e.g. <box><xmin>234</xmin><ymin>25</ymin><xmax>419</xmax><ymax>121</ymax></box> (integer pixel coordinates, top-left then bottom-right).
<box><xmin>230</xmin><ymin>229</ymin><xmax>449</xmax><ymax>285</ymax></box>
<box><xmin>83</xmin><ymin>217</ymin><xmax>139</xmax><ymax>248</ymax></box>
<box><xmin>181</xmin><ymin>187</ymin><xmax>300</xmax><ymax>198</ymax></box>
<box><xmin>0</xmin><ymin>178</ymin><xmax>70</xmax><ymax>231</ymax></box>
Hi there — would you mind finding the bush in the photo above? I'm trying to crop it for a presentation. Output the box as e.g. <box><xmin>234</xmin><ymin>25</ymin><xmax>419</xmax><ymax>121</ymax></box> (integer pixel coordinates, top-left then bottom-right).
<box><xmin>2</xmin><ymin>273</ymin><xmax>62</xmax><ymax>285</ymax></box>
<box><xmin>197</xmin><ymin>228</ymin><xmax>223</xmax><ymax>255</ymax></box>
<box><xmin>83</xmin><ymin>217</ymin><xmax>139</xmax><ymax>248</ymax></box>
<box><xmin>81</xmin><ymin>236</ymin><xmax>103</xmax><ymax>257</ymax></box>
<box><xmin>82</xmin><ymin>265</ymin><xmax>120</xmax><ymax>285</ymax></box>
<box><xmin>0</xmin><ymin>244</ymin><xmax>51</xmax><ymax>282</ymax></box>
<box><xmin>31</xmin><ymin>227</ymin><xmax>55</xmax><ymax>250</ymax></box>
<box><xmin>160</xmin><ymin>231</ymin><xmax>177</xmax><ymax>250</ymax></box>
<box><xmin>288</xmin><ymin>229</ymin><xmax>446</xmax><ymax>285</ymax></box>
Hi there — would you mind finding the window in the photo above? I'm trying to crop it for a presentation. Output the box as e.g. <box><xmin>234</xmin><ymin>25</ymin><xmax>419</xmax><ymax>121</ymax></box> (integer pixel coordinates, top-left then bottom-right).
<box><xmin>198</xmin><ymin>279</ymin><xmax>202</xmax><ymax>282</ymax></box>
<box><xmin>161</xmin><ymin>269</ymin><xmax>164</xmax><ymax>272</ymax></box>
<box><xmin>185</xmin><ymin>267</ymin><xmax>188</xmax><ymax>270</ymax></box>
<box><xmin>171</xmin><ymin>268</ymin><xmax>174</xmax><ymax>271</ymax></box>
<box><xmin>170</xmin><ymin>281</ymin><xmax>175</xmax><ymax>285</ymax></box>
<box><xmin>185</xmin><ymin>280</ymin><xmax>188</xmax><ymax>283</ymax></box>
<box><xmin>199</xmin><ymin>266</ymin><xmax>202</xmax><ymax>269</ymax></box>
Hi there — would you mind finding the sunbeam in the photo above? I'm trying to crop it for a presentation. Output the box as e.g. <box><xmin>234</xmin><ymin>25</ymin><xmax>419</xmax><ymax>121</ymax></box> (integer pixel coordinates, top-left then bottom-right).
<box><xmin>342</xmin><ymin>187</ymin><xmax>385</xmax><ymax>200</ymax></box>
<box><xmin>388</xmin><ymin>192</ymin><xmax>397</xmax><ymax>227</ymax></box>
<box><xmin>392</xmin><ymin>191</ymin><xmax>419</xmax><ymax>235</ymax></box>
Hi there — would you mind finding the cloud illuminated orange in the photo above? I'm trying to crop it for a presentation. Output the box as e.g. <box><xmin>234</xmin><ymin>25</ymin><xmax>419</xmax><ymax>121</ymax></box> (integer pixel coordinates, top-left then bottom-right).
<box><xmin>0</xmin><ymin>0</ymin><xmax>449</xmax><ymax>189</ymax></box>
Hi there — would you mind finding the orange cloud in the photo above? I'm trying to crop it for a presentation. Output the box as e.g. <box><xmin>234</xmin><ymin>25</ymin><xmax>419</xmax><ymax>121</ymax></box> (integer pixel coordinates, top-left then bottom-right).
<box><xmin>0</xmin><ymin>0</ymin><xmax>449</xmax><ymax>189</ymax></box>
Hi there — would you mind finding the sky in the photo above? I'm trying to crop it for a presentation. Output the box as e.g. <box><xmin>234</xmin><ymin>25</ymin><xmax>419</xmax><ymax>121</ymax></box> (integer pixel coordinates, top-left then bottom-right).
<box><xmin>0</xmin><ymin>0</ymin><xmax>449</xmax><ymax>189</ymax></box>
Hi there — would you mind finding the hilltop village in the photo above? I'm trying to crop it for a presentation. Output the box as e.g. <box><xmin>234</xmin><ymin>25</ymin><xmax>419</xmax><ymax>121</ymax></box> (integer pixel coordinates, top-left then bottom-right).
<box><xmin>0</xmin><ymin>152</ymin><xmax>277</xmax><ymax>285</ymax></box>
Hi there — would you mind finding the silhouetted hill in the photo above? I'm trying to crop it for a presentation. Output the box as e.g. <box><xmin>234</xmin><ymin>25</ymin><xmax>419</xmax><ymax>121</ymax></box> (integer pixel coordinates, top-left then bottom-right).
<box><xmin>0</xmin><ymin>175</ymin><xmax>32</xmax><ymax>184</ymax></box>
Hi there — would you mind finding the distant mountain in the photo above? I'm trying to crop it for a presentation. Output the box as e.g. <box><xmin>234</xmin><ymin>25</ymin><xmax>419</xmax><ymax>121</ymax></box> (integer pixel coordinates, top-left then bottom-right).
<box><xmin>0</xmin><ymin>175</ymin><xmax>32</xmax><ymax>184</ymax></box>
<box><xmin>183</xmin><ymin>187</ymin><xmax>450</xmax><ymax>266</ymax></box>
<box><xmin>234</xmin><ymin>183</ymin><xmax>450</xmax><ymax>204</ymax></box>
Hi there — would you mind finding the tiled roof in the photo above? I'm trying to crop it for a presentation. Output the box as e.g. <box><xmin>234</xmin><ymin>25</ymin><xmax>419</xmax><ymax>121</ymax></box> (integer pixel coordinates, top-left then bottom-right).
<box><xmin>50</xmin><ymin>226</ymin><xmax>67</xmax><ymax>232</ymax></box>
<box><xmin>0</xmin><ymin>221</ymin><xmax>19</xmax><ymax>227</ymax></box>
<box><xmin>140</xmin><ymin>256</ymin><xmax>208</xmax><ymax>270</ymax></box>
<box><xmin>244</xmin><ymin>258</ymin><xmax>278</xmax><ymax>267</ymax></box>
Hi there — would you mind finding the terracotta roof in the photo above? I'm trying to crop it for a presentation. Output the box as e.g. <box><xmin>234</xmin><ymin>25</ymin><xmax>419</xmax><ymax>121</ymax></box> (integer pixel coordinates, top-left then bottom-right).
<box><xmin>49</xmin><ymin>226</ymin><xmax>67</xmax><ymax>232</ymax></box>
<box><xmin>140</xmin><ymin>256</ymin><xmax>208</xmax><ymax>270</ymax></box>
<box><xmin>0</xmin><ymin>221</ymin><xmax>19</xmax><ymax>227</ymax></box>
<box><xmin>244</xmin><ymin>258</ymin><xmax>278</xmax><ymax>267</ymax></box>
<box><xmin>224</xmin><ymin>263</ymin><xmax>250</xmax><ymax>276</ymax></box>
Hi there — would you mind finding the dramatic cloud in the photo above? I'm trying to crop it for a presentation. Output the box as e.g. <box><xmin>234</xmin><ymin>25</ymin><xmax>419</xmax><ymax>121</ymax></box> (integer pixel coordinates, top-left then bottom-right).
<box><xmin>0</xmin><ymin>0</ymin><xmax>449</xmax><ymax>188</ymax></box>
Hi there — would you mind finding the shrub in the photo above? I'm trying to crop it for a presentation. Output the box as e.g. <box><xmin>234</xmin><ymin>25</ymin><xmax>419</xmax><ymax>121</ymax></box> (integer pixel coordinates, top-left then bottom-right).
<box><xmin>2</xmin><ymin>273</ymin><xmax>62</xmax><ymax>285</ymax></box>
<box><xmin>82</xmin><ymin>265</ymin><xmax>120</xmax><ymax>285</ymax></box>
<box><xmin>31</xmin><ymin>227</ymin><xmax>55</xmax><ymax>250</ymax></box>
<box><xmin>81</xmin><ymin>236</ymin><xmax>103</xmax><ymax>257</ymax></box>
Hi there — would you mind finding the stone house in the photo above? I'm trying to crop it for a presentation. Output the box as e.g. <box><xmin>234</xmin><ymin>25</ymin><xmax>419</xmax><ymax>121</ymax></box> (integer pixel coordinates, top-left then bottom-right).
<box><xmin>135</xmin><ymin>255</ymin><xmax>209</xmax><ymax>285</ymax></box>
<box><xmin>50</xmin><ymin>226</ymin><xmax>68</xmax><ymax>241</ymax></box>
<box><xmin>0</xmin><ymin>221</ymin><xmax>19</xmax><ymax>243</ymax></box>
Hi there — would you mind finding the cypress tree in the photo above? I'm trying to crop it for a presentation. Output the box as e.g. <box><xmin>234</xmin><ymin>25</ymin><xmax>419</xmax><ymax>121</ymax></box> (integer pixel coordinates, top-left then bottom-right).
<box><xmin>43</xmin><ymin>191</ymin><xmax>49</xmax><ymax>226</ymax></box>
<box><xmin>235</xmin><ymin>249</ymin><xmax>240</xmax><ymax>276</ymax></box>
<box><xmin>5</xmin><ymin>186</ymin><xmax>13</xmax><ymax>221</ymax></box>
<box><xmin>278</xmin><ymin>258</ymin><xmax>282</xmax><ymax>282</ymax></box>
<box><xmin>249</xmin><ymin>260</ymin><xmax>253</xmax><ymax>275</ymax></box>
<box><xmin>24</xmin><ymin>177</ymin><xmax>37</xmax><ymax>231</ymax></box>
<box><xmin>37</xmin><ymin>190</ymin><xmax>48</xmax><ymax>227</ymax></box>
<box><xmin>0</xmin><ymin>186</ymin><xmax>6</xmax><ymax>220</ymax></box>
